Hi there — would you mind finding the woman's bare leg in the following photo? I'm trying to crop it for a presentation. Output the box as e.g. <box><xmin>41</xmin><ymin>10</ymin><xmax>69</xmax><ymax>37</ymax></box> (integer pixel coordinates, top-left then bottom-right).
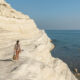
<box><xmin>16</xmin><ymin>51</ymin><xmax>19</xmax><ymax>60</ymax></box>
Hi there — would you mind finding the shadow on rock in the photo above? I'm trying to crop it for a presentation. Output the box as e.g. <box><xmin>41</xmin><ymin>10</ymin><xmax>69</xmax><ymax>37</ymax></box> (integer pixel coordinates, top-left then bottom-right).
<box><xmin>0</xmin><ymin>59</ymin><xmax>12</xmax><ymax>61</ymax></box>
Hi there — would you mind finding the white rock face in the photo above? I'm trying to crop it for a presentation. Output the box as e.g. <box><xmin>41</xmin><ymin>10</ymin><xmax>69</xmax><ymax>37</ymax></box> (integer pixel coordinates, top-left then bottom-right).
<box><xmin>0</xmin><ymin>0</ymin><xmax>77</xmax><ymax>80</ymax></box>
<box><xmin>0</xmin><ymin>0</ymin><xmax>5</xmax><ymax>3</ymax></box>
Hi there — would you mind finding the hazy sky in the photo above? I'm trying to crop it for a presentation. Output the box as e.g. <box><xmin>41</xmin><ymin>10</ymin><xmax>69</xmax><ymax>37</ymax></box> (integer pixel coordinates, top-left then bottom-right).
<box><xmin>6</xmin><ymin>0</ymin><xmax>80</xmax><ymax>30</ymax></box>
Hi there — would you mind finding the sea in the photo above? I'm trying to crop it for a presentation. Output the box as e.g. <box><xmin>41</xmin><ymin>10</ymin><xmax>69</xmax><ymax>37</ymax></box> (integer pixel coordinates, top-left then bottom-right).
<box><xmin>46</xmin><ymin>30</ymin><xmax>80</xmax><ymax>72</ymax></box>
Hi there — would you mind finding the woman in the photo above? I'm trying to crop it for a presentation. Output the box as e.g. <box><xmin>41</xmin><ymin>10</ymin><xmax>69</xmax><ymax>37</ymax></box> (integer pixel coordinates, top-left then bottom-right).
<box><xmin>13</xmin><ymin>40</ymin><xmax>21</xmax><ymax>60</ymax></box>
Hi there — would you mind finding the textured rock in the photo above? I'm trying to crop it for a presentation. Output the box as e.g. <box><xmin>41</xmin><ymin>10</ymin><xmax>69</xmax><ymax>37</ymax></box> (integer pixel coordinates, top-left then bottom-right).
<box><xmin>0</xmin><ymin>0</ymin><xmax>77</xmax><ymax>80</ymax></box>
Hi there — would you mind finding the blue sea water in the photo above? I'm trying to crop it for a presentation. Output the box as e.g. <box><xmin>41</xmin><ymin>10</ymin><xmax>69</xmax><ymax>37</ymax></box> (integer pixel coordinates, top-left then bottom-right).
<box><xmin>46</xmin><ymin>30</ymin><xmax>80</xmax><ymax>71</ymax></box>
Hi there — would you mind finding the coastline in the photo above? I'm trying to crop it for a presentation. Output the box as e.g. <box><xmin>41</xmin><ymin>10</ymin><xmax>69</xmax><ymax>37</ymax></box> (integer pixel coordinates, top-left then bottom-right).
<box><xmin>46</xmin><ymin>30</ymin><xmax>80</xmax><ymax>80</ymax></box>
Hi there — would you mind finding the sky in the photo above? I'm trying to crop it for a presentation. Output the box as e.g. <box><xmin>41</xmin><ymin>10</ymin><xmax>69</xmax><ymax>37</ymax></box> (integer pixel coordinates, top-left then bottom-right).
<box><xmin>6</xmin><ymin>0</ymin><xmax>80</xmax><ymax>30</ymax></box>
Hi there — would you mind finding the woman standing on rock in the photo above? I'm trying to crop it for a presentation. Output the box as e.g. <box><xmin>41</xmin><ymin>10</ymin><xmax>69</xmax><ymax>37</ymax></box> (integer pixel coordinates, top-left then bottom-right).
<box><xmin>13</xmin><ymin>40</ymin><xmax>21</xmax><ymax>60</ymax></box>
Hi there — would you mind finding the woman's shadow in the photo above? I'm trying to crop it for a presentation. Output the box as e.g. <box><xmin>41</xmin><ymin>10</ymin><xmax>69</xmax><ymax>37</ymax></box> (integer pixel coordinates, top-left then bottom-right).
<box><xmin>0</xmin><ymin>59</ymin><xmax>12</xmax><ymax>61</ymax></box>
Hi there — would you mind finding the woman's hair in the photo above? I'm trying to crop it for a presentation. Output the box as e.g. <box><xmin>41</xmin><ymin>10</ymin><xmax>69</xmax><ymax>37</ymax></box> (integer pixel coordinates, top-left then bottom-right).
<box><xmin>16</xmin><ymin>40</ymin><xmax>19</xmax><ymax>44</ymax></box>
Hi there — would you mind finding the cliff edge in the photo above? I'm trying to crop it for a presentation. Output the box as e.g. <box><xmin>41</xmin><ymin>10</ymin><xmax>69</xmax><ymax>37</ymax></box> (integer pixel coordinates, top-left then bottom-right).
<box><xmin>0</xmin><ymin>0</ymin><xmax>77</xmax><ymax>80</ymax></box>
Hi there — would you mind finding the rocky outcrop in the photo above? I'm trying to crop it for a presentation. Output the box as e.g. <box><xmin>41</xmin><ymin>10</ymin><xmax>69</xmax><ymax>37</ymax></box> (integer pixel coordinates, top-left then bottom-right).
<box><xmin>0</xmin><ymin>0</ymin><xmax>29</xmax><ymax>19</ymax></box>
<box><xmin>0</xmin><ymin>0</ymin><xmax>77</xmax><ymax>80</ymax></box>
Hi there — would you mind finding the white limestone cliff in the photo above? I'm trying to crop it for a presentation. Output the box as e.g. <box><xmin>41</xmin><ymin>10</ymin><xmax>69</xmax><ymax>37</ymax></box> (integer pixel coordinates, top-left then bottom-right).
<box><xmin>0</xmin><ymin>0</ymin><xmax>78</xmax><ymax>80</ymax></box>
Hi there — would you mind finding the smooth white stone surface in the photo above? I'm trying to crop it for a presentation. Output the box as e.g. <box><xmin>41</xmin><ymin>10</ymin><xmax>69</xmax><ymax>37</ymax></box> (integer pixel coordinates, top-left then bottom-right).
<box><xmin>0</xmin><ymin>0</ymin><xmax>77</xmax><ymax>80</ymax></box>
